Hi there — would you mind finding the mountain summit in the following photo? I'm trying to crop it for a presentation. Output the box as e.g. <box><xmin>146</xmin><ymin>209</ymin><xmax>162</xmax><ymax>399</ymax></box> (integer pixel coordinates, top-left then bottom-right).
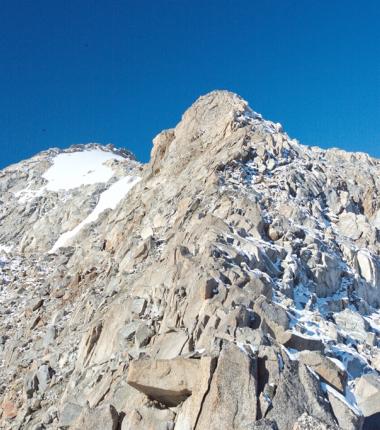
<box><xmin>1</xmin><ymin>91</ymin><xmax>379</xmax><ymax>429</ymax></box>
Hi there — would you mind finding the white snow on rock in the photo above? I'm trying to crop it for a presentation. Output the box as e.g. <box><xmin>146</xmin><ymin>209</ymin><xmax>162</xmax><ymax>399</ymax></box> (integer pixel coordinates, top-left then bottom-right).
<box><xmin>0</xmin><ymin>244</ymin><xmax>12</xmax><ymax>254</ymax></box>
<box><xmin>50</xmin><ymin>175</ymin><xmax>141</xmax><ymax>252</ymax></box>
<box><xmin>42</xmin><ymin>149</ymin><xmax>124</xmax><ymax>191</ymax></box>
<box><xmin>15</xmin><ymin>185</ymin><xmax>44</xmax><ymax>203</ymax></box>
<box><xmin>321</xmin><ymin>381</ymin><xmax>362</xmax><ymax>415</ymax></box>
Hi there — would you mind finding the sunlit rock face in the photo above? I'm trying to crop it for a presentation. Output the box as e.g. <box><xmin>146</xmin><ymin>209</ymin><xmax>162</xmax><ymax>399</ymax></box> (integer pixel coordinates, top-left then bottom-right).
<box><xmin>0</xmin><ymin>143</ymin><xmax>141</xmax><ymax>254</ymax></box>
<box><xmin>1</xmin><ymin>91</ymin><xmax>380</xmax><ymax>429</ymax></box>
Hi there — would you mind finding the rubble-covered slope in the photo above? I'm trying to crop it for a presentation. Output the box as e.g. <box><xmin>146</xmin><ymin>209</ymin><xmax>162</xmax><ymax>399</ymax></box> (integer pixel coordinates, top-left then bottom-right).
<box><xmin>1</xmin><ymin>91</ymin><xmax>380</xmax><ymax>430</ymax></box>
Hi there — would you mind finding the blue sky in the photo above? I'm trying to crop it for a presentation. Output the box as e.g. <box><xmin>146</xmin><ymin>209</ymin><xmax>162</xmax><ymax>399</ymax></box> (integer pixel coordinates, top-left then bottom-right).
<box><xmin>0</xmin><ymin>0</ymin><xmax>379</xmax><ymax>168</ymax></box>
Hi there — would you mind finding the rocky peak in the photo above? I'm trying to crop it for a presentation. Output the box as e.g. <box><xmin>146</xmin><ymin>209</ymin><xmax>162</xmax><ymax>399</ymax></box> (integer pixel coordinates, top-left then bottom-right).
<box><xmin>149</xmin><ymin>91</ymin><xmax>283</xmax><ymax>180</ymax></box>
<box><xmin>176</xmin><ymin>90</ymin><xmax>250</xmax><ymax>140</ymax></box>
<box><xmin>0</xmin><ymin>92</ymin><xmax>380</xmax><ymax>430</ymax></box>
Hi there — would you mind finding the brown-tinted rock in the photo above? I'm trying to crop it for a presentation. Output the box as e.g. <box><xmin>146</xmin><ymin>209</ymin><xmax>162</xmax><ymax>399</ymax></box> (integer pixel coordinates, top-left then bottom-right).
<box><xmin>127</xmin><ymin>356</ymin><xmax>216</xmax><ymax>407</ymax></box>
<box><xmin>299</xmin><ymin>351</ymin><xmax>347</xmax><ymax>393</ymax></box>
<box><xmin>195</xmin><ymin>342</ymin><xmax>257</xmax><ymax>430</ymax></box>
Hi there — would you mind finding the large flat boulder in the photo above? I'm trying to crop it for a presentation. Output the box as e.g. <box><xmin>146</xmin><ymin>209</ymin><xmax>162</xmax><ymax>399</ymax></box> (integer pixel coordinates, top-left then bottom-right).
<box><xmin>127</xmin><ymin>355</ymin><xmax>216</xmax><ymax>407</ymax></box>
<box><xmin>281</xmin><ymin>331</ymin><xmax>324</xmax><ymax>352</ymax></box>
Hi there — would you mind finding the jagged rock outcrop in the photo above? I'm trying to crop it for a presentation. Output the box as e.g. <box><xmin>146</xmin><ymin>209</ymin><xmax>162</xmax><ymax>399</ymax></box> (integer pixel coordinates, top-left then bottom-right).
<box><xmin>1</xmin><ymin>91</ymin><xmax>380</xmax><ymax>429</ymax></box>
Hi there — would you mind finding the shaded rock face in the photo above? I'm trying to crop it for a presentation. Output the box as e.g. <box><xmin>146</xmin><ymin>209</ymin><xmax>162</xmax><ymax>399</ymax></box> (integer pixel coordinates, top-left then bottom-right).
<box><xmin>0</xmin><ymin>90</ymin><xmax>379</xmax><ymax>429</ymax></box>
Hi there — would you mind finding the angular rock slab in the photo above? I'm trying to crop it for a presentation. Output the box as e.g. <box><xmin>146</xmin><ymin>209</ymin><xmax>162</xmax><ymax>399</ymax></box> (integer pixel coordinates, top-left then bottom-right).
<box><xmin>327</xmin><ymin>388</ymin><xmax>363</xmax><ymax>430</ymax></box>
<box><xmin>299</xmin><ymin>351</ymin><xmax>347</xmax><ymax>393</ymax></box>
<box><xmin>266</xmin><ymin>362</ymin><xmax>337</xmax><ymax>429</ymax></box>
<box><xmin>354</xmin><ymin>372</ymin><xmax>380</xmax><ymax>417</ymax></box>
<box><xmin>195</xmin><ymin>342</ymin><xmax>257</xmax><ymax>430</ymax></box>
<box><xmin>127</xmin><ymin>355</ymin><xmax>216</xmax><ymax>407</ymax></box>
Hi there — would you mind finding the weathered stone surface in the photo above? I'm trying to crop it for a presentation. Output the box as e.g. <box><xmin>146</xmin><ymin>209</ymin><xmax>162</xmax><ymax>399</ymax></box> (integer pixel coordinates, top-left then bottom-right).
<box><xmin>151</xmin><ymin>330</ymin><xmax>189</xmax><ymax>359</ymax></box>
<box><xmin>354</xmin><ymin>373</ymin><xmax>380</xmax><ymax>417</ymax></box>
<box><xmin>371</xmin><ymin>349</ymin><xmax>380</xmax><ymax>372</ymax></box>
<box><xmin>254</xmin><ymin>295</ymin><xmax>289</xmax><ymax>337</ymax></box>
<box><xmin>119</xmin><ymin>321</ymin><xmax>140</xmax><ymax>342</ymax></box>
<box><xmin>131</xmin><ymin>298</ymin><xmax>147</xmax><ymax>316</ymax></box>
<box><xmin>292</xmin><ymin>412</ymin><xmax>338</xmax><ymax>430</ymax></box>
<box><xmin>356</xmin><ymin>250</ymin><xmax>380</xmax><ymax>288</ymax></box>
<box><xmin>58</xmin><ymin>402</ymin><xmax>83</xmax><ymax>428</ymax></box>
<box><xmin>43</xmin><ymin>324</ymin><xmax>56</xmax><ymax>347</ymax></box>
<box><xmin>134</xmin><ymin>323</ymin><xmax>154</xmax><ymax>348</ymax></box>
<box><xmin>280</xmin><ymin>331</ymin><xmax>325</xmax><ymax>352</ymax></box>
<box><xmin>36</xmin><ymin>364</ymin><xmax>53</xmax><ymax>392</ymax></box>
<box><xmin>336</xmin><ymin>212</ymin><xmax>369</xmax><ymax>242</ymax></box>
<box><xmin>251</xmin><ymin>419</ymin><xmax>279</xmax><ymax>429</ymax></box>
<box><xmin>86</xmin><ymin>372</ymin><xmax>113</xmax><ymax>409</ymax></box>
<box><xmin>24</xmin><ymin>371</ymin><xmax>39</xmax><ymax>398</ymax></box>
<box><xmin>1</xmin><ymin>398</ymin><xmax>18</xmax><ymax>420</ymax></box>
<box><xmin>195</xmin><ymin>342</ymin><xmax>257</xmax><ymax>430</ymax></box>
<box><xmin>121</xmin><ymin>405</ymin><xmax>175</xmax><ymax>430</ymax></box>
<box><xmin>266</xmin><ymin>363</ymin><xmax>337</xmax><ymax>429</ymax></box>
<box><xmin>334</xmin><ymin>309</ymin><xmax>371</xmax><ymax>344</ymax></box>
<box><xmin>172</xmin><ymin>353</ymin><xmax>217</xmax><ymax>430</ymax></box>
<box><xmin>315</xmin><ymin>256</ymin><xmax>342</xmax><ymax>297</ymax></box>
<box><xmin>299</xmin><ymin>351</ymin><xmax>347</xmax><ymax>393</ymax></box>
<box><xmin>244</xmin><ymin>276</ymin><xmax>273</xmax><ymax>300</ymax></box>
<box><xmin>127</xmin><ymin>356</ymin><xmax>216</xmax><ymax>407</ymax></box>
<box><xmin>30</xmin><ymin>298</ymin><xmax>44</xmax><ymax>311</ymax></box>
<box><xmin>327</xmin><ymin>389</ymin><xmax>363</xmax><ymax>430</ymax></box>
<box><xmin>72</xmin><ymin>404</ymin><xmax>119</xmax><ymax>430</ymax></box>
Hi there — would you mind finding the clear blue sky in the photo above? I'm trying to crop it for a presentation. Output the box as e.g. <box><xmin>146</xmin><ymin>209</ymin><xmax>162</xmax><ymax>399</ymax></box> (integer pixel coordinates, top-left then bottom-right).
<box><xmin>1</xmin><ymin>0</ymin><xmax>379</xmax><ymax>168</ymax></box>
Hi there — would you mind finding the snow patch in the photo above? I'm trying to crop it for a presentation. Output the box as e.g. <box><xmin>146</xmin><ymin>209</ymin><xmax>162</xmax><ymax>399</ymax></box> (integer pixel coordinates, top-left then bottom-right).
<box><xmin>365</xmin><ymin>310</ymin><xmax>380</xmax><ymax>333</ymax></box>
<box><xmin>50</xmin><ymin>176</ymin><xmax>140</xmax><ymax>252</ymax></box>
<box><xmin>282</xmin><ymin>346</ymin><xmax>299</xmax><ymax>361</ymax></box>
<box><xmin>43</xmin><ymin>149</ymin><xmax>124</xmax><ymax>191</ymax></box>
<box><xmin>15</xmin><ymin>186</ymin><xmax>44</xmax><ymax>203</ymax></box>
<box><xmin>0</xmin><ymin>244</ymin><xmax>12</xmax><ymax>254</ymax></box>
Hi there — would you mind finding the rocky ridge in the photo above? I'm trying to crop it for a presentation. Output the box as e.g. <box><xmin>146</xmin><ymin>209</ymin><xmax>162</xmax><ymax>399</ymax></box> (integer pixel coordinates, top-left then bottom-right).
<box><xmin>0</xmin><ymin>91</ymin><xmax>379</xmax><ymax>429</ymax></box>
